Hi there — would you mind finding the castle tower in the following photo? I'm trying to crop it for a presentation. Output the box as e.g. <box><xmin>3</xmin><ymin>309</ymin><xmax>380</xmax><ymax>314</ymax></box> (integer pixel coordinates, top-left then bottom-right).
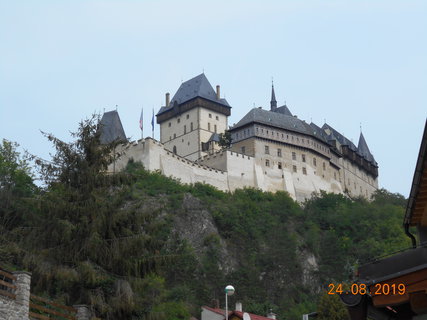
<box><xmin>156</xmin><ymin>74</ymin><xmax>231</xmax><ymax>161</ymax></box>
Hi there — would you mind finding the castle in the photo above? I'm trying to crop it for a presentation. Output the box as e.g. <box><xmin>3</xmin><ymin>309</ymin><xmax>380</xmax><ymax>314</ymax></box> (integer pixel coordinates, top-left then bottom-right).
<box><xmin>102</xmin><ymin>74</ymin><xmax>378</xmax><ymax>202</ymax></box>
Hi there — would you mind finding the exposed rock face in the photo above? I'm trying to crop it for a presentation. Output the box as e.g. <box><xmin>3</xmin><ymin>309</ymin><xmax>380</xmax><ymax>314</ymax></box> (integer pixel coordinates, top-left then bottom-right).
<box><xmin>171</xmin><ymin>193</ymin><xmax>237</xmax><ymax>274</ymax></box>
<box><xmin>299</xmin><ymin>250</ymin><xmax>321</xmax><ymax>294</ymax></box>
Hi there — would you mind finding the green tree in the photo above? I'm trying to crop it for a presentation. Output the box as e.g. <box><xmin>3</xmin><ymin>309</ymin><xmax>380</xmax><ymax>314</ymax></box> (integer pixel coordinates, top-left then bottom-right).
<box><xmin>317</xmin><ymin>293</ymin><xmax>348</xmax><ymax>320</ymax></box>
<box><xmin>218</xmin><ymin>130</ymin><xmax>232</xmax><ymax>150</ymax></box>
<box><xmin>0</xmin><ymin>139</ymin><xmax>36</xmax><ymax>229</ymax></box>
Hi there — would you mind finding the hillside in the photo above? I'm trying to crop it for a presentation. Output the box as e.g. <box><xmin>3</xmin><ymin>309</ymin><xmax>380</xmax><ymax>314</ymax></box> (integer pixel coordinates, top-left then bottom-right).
<box><xmin>0</xmin><ymin>118</ymin><xmax>410</xmax><ymax>319</ymax></box>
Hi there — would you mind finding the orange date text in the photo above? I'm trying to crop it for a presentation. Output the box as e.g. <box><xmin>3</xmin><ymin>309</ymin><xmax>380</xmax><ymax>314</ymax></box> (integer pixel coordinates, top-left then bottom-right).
<box><xmin>327</xmin><ymin>283</ymin><xmax>406</xmax><ymax>295</ymax></box>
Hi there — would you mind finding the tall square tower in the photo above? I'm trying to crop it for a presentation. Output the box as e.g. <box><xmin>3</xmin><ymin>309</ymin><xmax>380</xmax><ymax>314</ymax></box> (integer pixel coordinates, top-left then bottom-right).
<box><xmin>156</xmin><ymin>74</ymin><xmax>231</xmax><ymax>161</ymax></box>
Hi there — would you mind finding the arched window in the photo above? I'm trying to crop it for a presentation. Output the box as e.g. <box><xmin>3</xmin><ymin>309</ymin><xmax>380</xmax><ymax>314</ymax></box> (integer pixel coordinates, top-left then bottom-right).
<box><xmin>173</xmin><ymin>146</ymin><xmax>177</xmax><ymax>154</ymax></box>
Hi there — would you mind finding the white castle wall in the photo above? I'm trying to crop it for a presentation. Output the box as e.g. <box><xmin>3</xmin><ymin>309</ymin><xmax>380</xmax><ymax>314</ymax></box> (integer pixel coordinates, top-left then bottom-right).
<box><xmin>111</xmin><ymin>138</ymin><xmax>229</xmax><ymax>191</ymax></box>
<box><xmin>110</xmin><ymin>138</ymin><xmax>370</xmax><ymax>202</ymax></box>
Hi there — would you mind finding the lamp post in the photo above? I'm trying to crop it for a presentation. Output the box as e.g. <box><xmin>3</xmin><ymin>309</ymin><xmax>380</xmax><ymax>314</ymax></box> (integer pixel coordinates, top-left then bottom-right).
<box><xmin>225</xmin><ymin>285</ymin><xmax>235</xmax><ymax>320</ymax></box>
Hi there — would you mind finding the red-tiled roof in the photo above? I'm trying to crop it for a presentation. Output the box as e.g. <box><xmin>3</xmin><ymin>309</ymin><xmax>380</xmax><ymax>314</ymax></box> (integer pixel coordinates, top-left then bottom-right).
<box><xmin>233</xmin><ymin>311</ymin><xmax>277</xmax><ymax>320</ymax></box>
<box><xmin>202</xmin><ymin>306</ymin><xmax>230</xmax><ymax>316</ymax></box>
<box><xmin>202</xmin><ymin>306</ymin><xmax>277</xmax><ymax>320</ymax></box>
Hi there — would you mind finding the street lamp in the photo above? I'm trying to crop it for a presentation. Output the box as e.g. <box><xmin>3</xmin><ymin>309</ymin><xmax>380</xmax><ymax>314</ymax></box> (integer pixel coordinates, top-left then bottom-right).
<box><xmin>225</xmin><ymin>285</ymin><xmax>235</xmax><ymax>320</ymax></box>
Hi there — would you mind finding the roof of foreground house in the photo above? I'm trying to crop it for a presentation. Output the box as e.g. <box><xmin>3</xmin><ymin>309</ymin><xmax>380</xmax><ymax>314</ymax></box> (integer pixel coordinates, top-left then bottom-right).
<box><xmin>202</xmin><ymin>306</ymin><xmax>277</xmax><ymax>320</ymax></box>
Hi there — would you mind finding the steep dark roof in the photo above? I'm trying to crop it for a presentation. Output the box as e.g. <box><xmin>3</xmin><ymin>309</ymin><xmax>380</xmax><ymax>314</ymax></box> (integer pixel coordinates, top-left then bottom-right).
<box><xmin>322</xmin><ymin>123</ymin><xmax>358</xmax><ymax>152</ymax></box>
<box><xmin>358</xmin><ymin>132</ymin><xmax>376</xmax><ymax>164</ymax></box>
<box><xmin>309</xmin><ymin>122</ymin><xmax>329</xmax><ymax>143</ymax></box>
<box><xmin>157</xmin><ymin>74</ymin><xmax>230</xmax><ymax>116</ymax></box>
<box><xmin>208</xmin><ymin>133</ymin><xmax>220</xmax><ymax>142</ymax></box>
<box><xmin>230</xmin><ymin>107</ymin><xmax>316</xmax><ymax>137</ymax></box>
<box><xmin>99</xmin><ymin>110</ymin><xmax>127</xmax><ymax>144</ymax></box>
<box><xmin>270</xmin><ymin>84</ymin><xmax>277</xmax><ymax>110</ymax></box>
<box><xmin>274</xmin><ymin>104</ymin><xmax>293</xmax><ymax>116</ymax></box>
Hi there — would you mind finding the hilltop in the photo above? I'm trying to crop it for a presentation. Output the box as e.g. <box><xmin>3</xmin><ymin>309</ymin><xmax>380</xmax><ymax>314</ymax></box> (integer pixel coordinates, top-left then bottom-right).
<box><xmin>0</xmin><ymin>117</ymin><xmax>409</xmax><ymax>319</ymax></box>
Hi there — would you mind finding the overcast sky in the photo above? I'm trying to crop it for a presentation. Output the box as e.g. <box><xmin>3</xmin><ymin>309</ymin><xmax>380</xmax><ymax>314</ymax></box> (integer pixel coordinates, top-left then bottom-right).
<box><xmin>1</xmin><ymin>0</ymin><xmax>426</xmax><ymax>197</ymax></box>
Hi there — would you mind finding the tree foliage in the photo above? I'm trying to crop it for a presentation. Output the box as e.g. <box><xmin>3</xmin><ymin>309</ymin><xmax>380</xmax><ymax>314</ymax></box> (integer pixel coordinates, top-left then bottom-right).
<box><xmin>218</xmin><ymin>130</ymin><xmax>232</xmax><ymax>150</ymax></box>
<box><xmin>0</xmin><ymin>116</ymin><xmax>411</xmax><ymax>319</ymax></box>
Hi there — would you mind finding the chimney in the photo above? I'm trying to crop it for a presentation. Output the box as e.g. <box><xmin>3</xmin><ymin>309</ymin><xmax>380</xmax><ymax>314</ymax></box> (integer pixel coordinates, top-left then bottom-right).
<box><xmin>166</xmin><ymin>92</ymin><xmax>170</xmax><ymax>107</ymax></box>
<box><xmin>235</xmin><ymin>302</ymin><xmax>242</xmax><ymax>312</ymax></box>
<box><xmin>267</xmin><ymin>310</ymin><xmax>276</xmax><ymax>319</ymax></box>
<box><xmin>216</xmin><ymin>85</ymin><xmax>220</xmax><ymax>99</ymax></box>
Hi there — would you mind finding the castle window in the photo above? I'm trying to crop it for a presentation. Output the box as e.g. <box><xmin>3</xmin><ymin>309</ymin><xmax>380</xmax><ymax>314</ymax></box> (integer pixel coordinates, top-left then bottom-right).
<box><xmin>323</xmin><ymin>162</ymin><xmax>326</xmax><ymax>170</ymax></box>
<box><xmin>265</xmin><ymin>145</ymin><xmax>270</xmax><ymax>154</ymax></box>
<box><xmin>173</xmin><ymin>146</ymin><xmax>177</xmax><ymax>154</ymax></box>
<box><xmin>302</xmin><ymin>154</ymin><xmax>306</xmax><ymax>162</ymax></box>
<box><xmin>278</xmin><ymin>162</ymin><xmax>282</xmax><ymax>169</ymax></box>
<box><xmin>241</xmin><ymin>146</ymin><xmax>246</xmax><ymax>154</ymax></box>
<box><xmin>302</xmin><ymin>138</ymin><xmax>304</xmax><ymax>143</ymax></box>
<box><xmin>287</xmin><ymin>134</ymin><xmax>289</xmax><ymax>139</ymax></box>
<box><xmin>302</xmin><ymin>167</ymin><xmax>307</xmax><ymax>175</ymax></box>
<box><xmin>277</xmin><ymin>132</ymin><xmax>279</xmax><ymax>137</ymax></box>
<box><xmin>216</xmin><ymin>115</ymin><xmax>219</xmax><ymax>120</ymax></box>
<box><xmin>174</xmin><ymin>133</ymin><xmax>176</xmax><ymax>138</ymax></box>
<box><xmin>191</xmin><ymin>122</ymin><xmax>193</xmax><ymax>131</ymax></box>
<box><xmin>186</xmin><ymin>114</ymin><xmax>189</xmax><ymax>119</ymax></box>
<box><xmin>281</xmin><ymin>133</ymin><xmax>284</xmax><ymax>138</ymax></box>
<box><xmin>292</xmin><ymin>152</ymin><xmax>296</xmax><ymax>160</ymax></box>
<box><xmin>209</xmin><ymin>113</ymin><xmax>212</xmax><ymax>118</ymax></box>
<box><xmin>293</xmin><ymin>165</ymin><xmax>297</xmax><ymax>173</ymax></box>
<box><xmin>184</xmin><ymin>125</ymin><xmax>187</xmax><ymax>134</ymax></box>
<box><xmin>214</xmin><ymin>125</ymin><xmax>217</xmax><ymax>133</ymax></box>
<box><xmin>265</xmin><ymin>159</ymin><xmax>270</xmax><ymax>167</ymax></box>
<box><xmin>208</xmin><ymin>123</ymin><xmax>211</xmax><ymax>131</ymax></box>
<box><xmin>177</xmin><ymin>118</ymin><xmax>180</xmax><ymax>123</ymax></box>
<box><xmin>334</xmin><ymin>172</ymin><xmax>336</xmax><ymax>180</ymax></box>
<box><xmin>168</xmin><ymin>122</ymin><xmax>171</xmax><ymax>127</ymax></box>
<box><xmin>313</xmin><ymin>158</ymin><xmax>317</xmax><ymax>166</ymax></box>
<box><xmin>256</xmin><ymin>128</ymin><xmax>259</xmax><ymax>133</ymax></box>
<box><xmin>267</xmin><ymin>130</ymin><xmax>269</xmax><ymax>134</ymax></box>
<box><xmin>277</xmin><ymin>149</ymin><xmax>282</xmax><ymax>157</ymax></box>
<box><xmin>169</xmin><ymin>136</ymin><xmax>171</xmax><ymax>141</ymax></box>
<box><xmin>261</xmin><ymin>129</ymin><xmax>264</xmax><ymax>133</ymax></box>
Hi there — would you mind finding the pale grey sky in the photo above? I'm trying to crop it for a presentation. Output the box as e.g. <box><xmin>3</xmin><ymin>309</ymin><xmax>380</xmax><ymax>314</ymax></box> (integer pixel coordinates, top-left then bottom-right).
<box><xmin>1</xmin><ymin>0</ymin><xmax>426</xmax><ymax>197</ymax></box>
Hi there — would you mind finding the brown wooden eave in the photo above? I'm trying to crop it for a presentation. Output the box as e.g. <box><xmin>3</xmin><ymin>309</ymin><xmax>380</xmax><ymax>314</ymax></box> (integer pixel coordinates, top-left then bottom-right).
<box><xmin>405</xmin><ymin>119</ymin><xmax>427</xmax><ymax>227</ymax></box>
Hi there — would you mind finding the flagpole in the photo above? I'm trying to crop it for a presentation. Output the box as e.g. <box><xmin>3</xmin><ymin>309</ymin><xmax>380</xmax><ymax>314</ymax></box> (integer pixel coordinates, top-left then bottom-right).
<box><xmin>139</xmin><ymin>107</ymin><xmax>143</xmax><ymax>140</ymax></box>
<box><xmin>151</xmin><ymin>108</ymin><xmax>155</xmax><ymax>139</ymax></box>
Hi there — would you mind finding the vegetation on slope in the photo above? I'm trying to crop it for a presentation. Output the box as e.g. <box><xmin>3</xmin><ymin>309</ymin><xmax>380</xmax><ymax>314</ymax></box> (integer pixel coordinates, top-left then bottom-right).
<box><xmin>0</xmin><ymin>116</ymin><xmax>411</xmax><ymax>320</ymax></box>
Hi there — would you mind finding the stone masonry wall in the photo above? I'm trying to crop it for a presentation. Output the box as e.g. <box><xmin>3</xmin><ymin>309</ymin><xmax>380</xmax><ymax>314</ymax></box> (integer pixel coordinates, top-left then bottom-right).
<box><xmin>0</xmin><ymin>271</ymin><xmax>31</xmax><ymax>320</ymax></box>
<box><xmin>0</xmin><ymin>269</ymin><xmax>91</xmax><ymax>320</ymax></box>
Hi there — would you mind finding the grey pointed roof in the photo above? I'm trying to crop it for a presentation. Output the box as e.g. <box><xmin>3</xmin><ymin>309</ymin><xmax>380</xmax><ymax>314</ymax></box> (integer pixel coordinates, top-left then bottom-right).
<box><xmin>309</xmin><ymin>122</ymin><xmax>329</xmax><ymax>143</ymax></box>
<box><xmin>157</xmin><ymin>74</ymin><xmax>230</xmax><ymax>116</ymax></box>
<box><xmin>270</xmin><ymin>85</ymin><xmax>277</xmax><ymax>110</ymax></box>
<box><xmin>322</xmin><ymin>123</ymin><xmax>358</xmax><ymax>152</ymax></box>
<box><xmin>208</xmin><ymin>133</ymin><xmax>220</xmax><ymax>142</ymax></box>
<box><xmin>274</xmin><ymin>104</ymin><xmax>293</xmax><ymax>116</ymax></box>
<box><xmin>99</xmin><ymin>110</ymin><xmax>127</xmax><ymax>144</ymax></box>
<box><xmin>358</xmin><ymin>132</ymin><xmax>376</xmax><ymax>164</ymax></box>
<box><xmin>230</xmin><ymin>107</ymin><xmax>317</xmax><ymax>137</ymax></box>
<box><xmin>271</xmin><ymin>85</ymin><xmax>277</xmax><ymax>102</ymax></box>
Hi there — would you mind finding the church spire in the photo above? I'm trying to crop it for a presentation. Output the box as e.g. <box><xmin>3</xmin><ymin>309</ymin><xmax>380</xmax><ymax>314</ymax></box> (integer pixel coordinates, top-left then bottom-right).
<box><xmin>270</xmin><ymin>81</ymin><xmax>277</xmax><ymax>111</ymax></box>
